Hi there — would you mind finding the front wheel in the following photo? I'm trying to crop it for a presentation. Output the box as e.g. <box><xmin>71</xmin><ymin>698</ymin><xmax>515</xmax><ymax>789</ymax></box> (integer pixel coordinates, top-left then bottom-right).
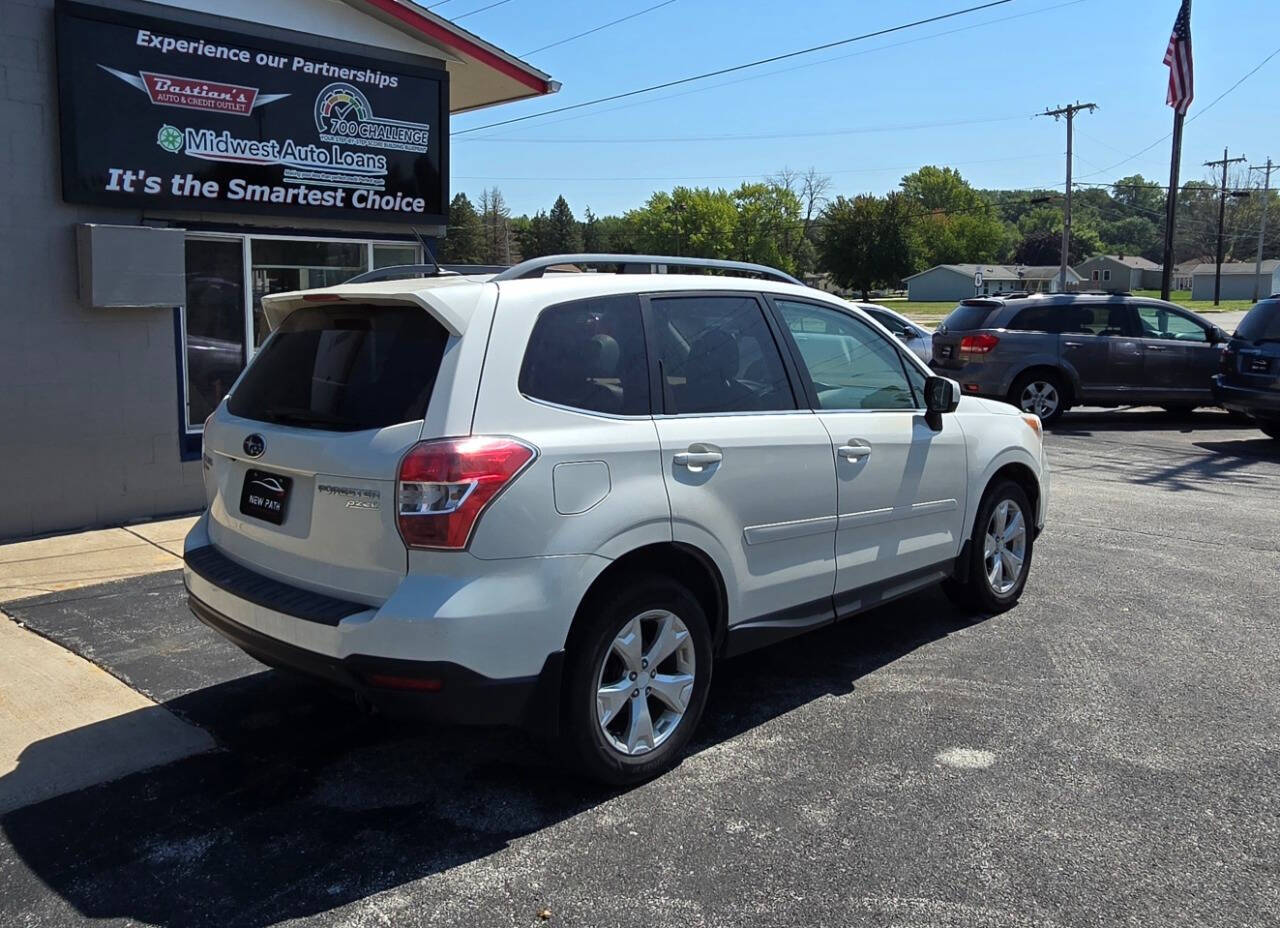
<box><xmin>942</xmin><ymin>479</ymin><xmax>1035</xmax><ymax>614</ymax></box>
<box><xmin>1010</xmin><ymin>371</ymin><xmax>1067</xmax><ymax>425</ymax></box>
<box><xmin>562</xmin><ymin>575</ymin><xmax>713</xmax><ymax>785</ymax></box>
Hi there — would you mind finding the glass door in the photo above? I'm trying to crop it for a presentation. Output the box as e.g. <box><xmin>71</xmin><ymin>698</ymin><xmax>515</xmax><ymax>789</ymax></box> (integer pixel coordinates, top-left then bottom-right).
<box><xmin>183</xmin><ymin>237</ymin><xmax>247</xmax><ymax>430</ymax></box>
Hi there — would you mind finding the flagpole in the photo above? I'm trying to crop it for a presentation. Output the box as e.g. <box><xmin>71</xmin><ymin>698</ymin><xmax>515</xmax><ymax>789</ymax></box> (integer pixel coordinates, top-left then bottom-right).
<box><xmin>1160</xmin><ymin>108</ymin><xmax>1185</xmax><ymax>300</ymax></box>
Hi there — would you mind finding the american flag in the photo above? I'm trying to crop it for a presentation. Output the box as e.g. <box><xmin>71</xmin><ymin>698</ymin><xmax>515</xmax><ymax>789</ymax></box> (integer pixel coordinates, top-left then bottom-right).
<box><xmin>1163</xmin><ymin>0</ymin><xmax>1194</xmax><ymax>113</ymax></box>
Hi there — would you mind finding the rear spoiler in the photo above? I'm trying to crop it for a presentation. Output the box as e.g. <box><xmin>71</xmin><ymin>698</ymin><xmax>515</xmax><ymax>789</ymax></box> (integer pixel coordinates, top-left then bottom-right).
<box><xmin>260</xmin><ymin>281</ymin><xmax>474</xmax><ymax>336</ymax></box>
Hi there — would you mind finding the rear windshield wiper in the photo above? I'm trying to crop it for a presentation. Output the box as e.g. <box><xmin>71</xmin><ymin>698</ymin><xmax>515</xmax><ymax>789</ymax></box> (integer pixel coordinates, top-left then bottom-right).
<box><xmin>258</xmin><ymin>406</ymin><xmax>361</xmax><ymax>429</ymax></box>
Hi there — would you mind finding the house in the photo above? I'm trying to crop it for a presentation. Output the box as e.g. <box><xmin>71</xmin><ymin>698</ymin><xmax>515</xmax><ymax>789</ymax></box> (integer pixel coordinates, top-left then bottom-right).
<box><xmin>1171</xmin><ymin>260</ymin><xmax>1199</xmax><ymax>291</ymax></box>
<box><xmin>1189</xmin><ymin>260</ymin><xmax>1280</xmax><ymax>301</ymax></box>
<box><xmin>1073</xmin><ymin>255</ymin><xmax>1162</xmax><ymax>292</ymax></box>
<box><xmin>904</xmin><ymin>264</ymin><xmax>1083</xmax><ymax>302</ymax></box>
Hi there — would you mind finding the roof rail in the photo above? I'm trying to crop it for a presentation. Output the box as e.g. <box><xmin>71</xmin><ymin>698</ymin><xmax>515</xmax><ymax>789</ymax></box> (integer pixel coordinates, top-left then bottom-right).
<box><xmin>490</xmin><ymin>253</ymin><xmax>803</xmax><ymax>286</ymax></box>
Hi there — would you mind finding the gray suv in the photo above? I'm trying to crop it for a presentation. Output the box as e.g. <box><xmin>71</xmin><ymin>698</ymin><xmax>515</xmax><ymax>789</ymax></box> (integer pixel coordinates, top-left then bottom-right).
<box><xmin>930</xmin><ymin>294</ymin><xmax>1228</xmax><ymax>423</ymax></box>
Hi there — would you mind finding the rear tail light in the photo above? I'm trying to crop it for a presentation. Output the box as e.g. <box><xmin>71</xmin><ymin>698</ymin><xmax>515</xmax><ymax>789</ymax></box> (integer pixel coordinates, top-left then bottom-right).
<box><xmin>960</xmin><ymin>333</ymin><xmax>1000</xmax><ymax>355</ymax></box>
<box><xmin>396</xmin><ymin>436</ymin><xmax>536</xmax><ymax>550</ymax></box>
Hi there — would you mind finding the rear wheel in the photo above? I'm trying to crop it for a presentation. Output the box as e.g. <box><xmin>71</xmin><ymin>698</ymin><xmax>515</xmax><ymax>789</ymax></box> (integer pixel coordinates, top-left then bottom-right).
<box><xmin>562</xmin><ymin>575</ymin><xmax>713</xmax><ymax>785</ymax></box>
<box><xmin>943</xmin><ymin>479</ymin><xmax>1035</xmax><ymax>614</ymax></box>
<box><xmin>1010</xmin><ymin>371</ymin><xmax>1066</xmax><ymax>425</ymax></box>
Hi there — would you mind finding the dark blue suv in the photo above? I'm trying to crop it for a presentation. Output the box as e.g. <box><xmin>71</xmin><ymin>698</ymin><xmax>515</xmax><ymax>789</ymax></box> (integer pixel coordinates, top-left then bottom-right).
<box><xmin>1213</xmin><ymin>296</ymin><xmax>1280</xmax><ymax>439</ymax></box>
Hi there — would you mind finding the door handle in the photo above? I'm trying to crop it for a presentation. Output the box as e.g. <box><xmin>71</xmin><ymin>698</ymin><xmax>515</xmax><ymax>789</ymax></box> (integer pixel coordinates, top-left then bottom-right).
<box><xmin>674</xmin><ymin>450</ymin><xmax>723</xmax><ymax>467</ymax></box>
<box><xmin>1146</xmin><ymin>344</ymin><xmax>1167</xmax><ymax>351</ymax></box>
<box><xmin>837</xmin><ymin>443</ymin><xmax>872</xmax><ymax>461</ymax></box>
<box><xmin>1063</xmin><ymin>341</ymin><xmax>1083</xmax><ymax>348</ymax></box>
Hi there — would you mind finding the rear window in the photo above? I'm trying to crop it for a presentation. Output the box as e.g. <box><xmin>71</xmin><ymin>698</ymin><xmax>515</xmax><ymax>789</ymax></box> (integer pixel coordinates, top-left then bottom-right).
<box><xmin>940</xmin><ymin>303</ymin><xmax>996</xmax><ymax>332</ymax></box>
<box><xmin>227</xmin><ymin>304</ymin><xmax>447</xmax><ymax>431</ymax></box>
<box><xmin>519</xmin><ymin>294</ymin><xmax>650</xmax><ymax>415</ymax></box>
<box><xmin>1235</xmin><ymin>300</ymin><xmax>1280</xmax><ymax>342</ymax></box>
<box><xmin>1009</xmin><ymin>306</ymin><xmax>1073</xmax><ymax>334</ymax></box>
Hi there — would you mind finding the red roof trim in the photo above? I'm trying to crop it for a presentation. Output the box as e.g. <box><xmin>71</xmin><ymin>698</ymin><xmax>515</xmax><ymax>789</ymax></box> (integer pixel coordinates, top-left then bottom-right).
<box><xmin>357</xmin><ymin>0</ymin><xmax>550</xmax><ymax>95</ymax></box>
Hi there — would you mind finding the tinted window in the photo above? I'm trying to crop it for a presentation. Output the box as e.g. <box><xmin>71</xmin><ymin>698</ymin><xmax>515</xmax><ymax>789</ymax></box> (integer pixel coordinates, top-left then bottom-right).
<box><xmin>1008</xmin><ymin>305</ymin><xmax>1075</xmax><ymax>334</ymax></box>
<box><xmin>1235</xmin><ymin>300</ymin><xmax>1280</xmax><ymax>341</ymax></box>
<box><xmin>940</xmin><ymin>303</ymin><xmax>996</xmax><ymax>331</ymax></box>
<box><xmin>1136</xmin><ymin>306</ymin><xmax>1208</xmax><ymax>342</ymax></box>
<box><xmin>519</xmin><ymin>295</ymin><xmax>650</xmax><ymax>415</ymax></box>
<box><xmin>228</xmin><ymin>305</ymin><xmax>447</xmax><ymax>431</ymax></box>
<box><xmin>1055</xmin><ymin>304</ymin><xmax>1138</xmax><ymax>337</ymax></box>
<box><xmin>776</xmin><ymin>300</ymin><xmax>919</xmax><ymax>410</ymax></box>
<box><xmin>649</xmin><ymin>295</ymin><xmax>794</xmax><ymax>414</ymax></box>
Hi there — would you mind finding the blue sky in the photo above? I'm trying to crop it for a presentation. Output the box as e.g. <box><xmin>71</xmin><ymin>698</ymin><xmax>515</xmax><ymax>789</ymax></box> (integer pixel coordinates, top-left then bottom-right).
<box><xmin>439</xmin><ymin>0</ymin><xmax>1280</xmax><ymax>217</ymax></box>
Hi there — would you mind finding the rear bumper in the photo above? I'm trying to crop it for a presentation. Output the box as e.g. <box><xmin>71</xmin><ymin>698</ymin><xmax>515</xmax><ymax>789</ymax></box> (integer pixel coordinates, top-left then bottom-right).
<box><xmin>1213</xmin><ymin>375</ymin><xmax>1280</xmax><ymax>418</ymax></box>
<box><xmin>187</xmin><ymin>591</ymin><xmax>562</xmax><ymax>729</ymax></box>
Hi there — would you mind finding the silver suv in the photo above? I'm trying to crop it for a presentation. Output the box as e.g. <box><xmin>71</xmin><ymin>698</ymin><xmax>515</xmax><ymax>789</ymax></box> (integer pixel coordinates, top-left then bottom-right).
<box><xmin>184</xmin><ymin>254</ymin><xmax>1049</xmax><ymax>783</ymax></box>
<box><xmin>930</xmin><ymin>294</ymin><xmax>1227</xmax><ymax>423</ymax></box>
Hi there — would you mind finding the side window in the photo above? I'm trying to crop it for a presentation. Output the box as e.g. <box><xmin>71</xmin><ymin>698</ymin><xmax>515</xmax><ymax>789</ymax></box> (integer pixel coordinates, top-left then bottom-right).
<box><xmin>1136</xmin><ymin>306</ymin><xmax>1209</xmax><ymax>343</ymax></box>
<box><xmin>648</xmin><ymin>294</ymin><xmax>794</xmax><ymax>415</ymax></box>
<box><xmin>774</xmin><ymin>299</ymin><xmax>919</xmax><ymax>411</ymax></box>
<box><xmin>1008</xmin><ymin>306</ymin><xmax>1070</xmax><ymax>334</ymax></box>
<box><xmin>1059</xmin><ymin>305</ymin><xmax>1137</xmax><ymax>337</ymax></box>
<box><xmin>868</xmin><ymin>309</ymin><xmax>909</xmax><ymax>337</ymax></box>
<box><xmin>519</xmin><ymin>294</ymin><xmax>650</xmax><ymax>415</ymax></box>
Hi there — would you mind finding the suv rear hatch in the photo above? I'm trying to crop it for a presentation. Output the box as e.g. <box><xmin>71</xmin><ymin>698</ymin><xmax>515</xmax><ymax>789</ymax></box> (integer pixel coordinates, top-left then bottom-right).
<box><xmin>1225</xmin><ymin>298</ymin><xmax>1280</xmax><ymax>390</ymax></box>
<box><xmin>201</xmin><ymin>300</ymin><xmax>452</xmax><ymax>604</ymax></box>
<box><xmin>931</xmin><ymin>299</ymin><xmax>1001</xmax><ymax>371</ymax></box>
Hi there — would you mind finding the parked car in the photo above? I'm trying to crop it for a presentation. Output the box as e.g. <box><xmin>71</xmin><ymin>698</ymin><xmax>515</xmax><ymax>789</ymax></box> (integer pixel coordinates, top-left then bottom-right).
<box><xmin>183</xmin><ymin>254</ymin><xmax>1049</xmax><ymax>784</ymax></box>
<box><xmin>930</xmin><ymin>293</ymin><xmax>1228</xmax><ymax>424</ymax></box>
<box><xmin>860</xmin><ymin>303</ymin><xmax>933</xmax><ymax>364</ymax></box>
<box><xmin>1213</xmin><ymin>295</ymin><xmax>1280</xmax><ymax>439</ymax></box>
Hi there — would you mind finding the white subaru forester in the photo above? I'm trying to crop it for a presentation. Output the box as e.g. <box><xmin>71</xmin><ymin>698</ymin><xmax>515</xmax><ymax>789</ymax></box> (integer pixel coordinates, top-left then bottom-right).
<box><xmin>185</xmin><ymin>255</ymin><xmax>1049</xmax><ymax>784</ymax></box>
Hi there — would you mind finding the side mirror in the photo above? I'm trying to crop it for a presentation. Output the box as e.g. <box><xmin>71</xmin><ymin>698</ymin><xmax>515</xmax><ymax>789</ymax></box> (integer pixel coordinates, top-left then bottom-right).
<box><xmin>1209</xmin><ymin>326</ymin><xmax>1227</xmax><ymax>345</ymax></box>
<box><xmin>924</xmin><ymin>376</ymin><xmax>960</xmax><ymax>430</ymax></box>
<box><xmin>894</xmin><ymin>330</ymin><xmax>912</xmax><ymax>342</ymax></box>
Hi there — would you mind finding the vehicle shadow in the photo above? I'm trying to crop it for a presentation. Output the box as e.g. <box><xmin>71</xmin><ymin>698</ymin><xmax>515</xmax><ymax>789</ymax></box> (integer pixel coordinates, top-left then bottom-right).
<box><xmin>1</xmin><ymin>588</ymin><xmax>987</xmax><ymax>927</ymax></box>
<box><xmin>1048</xmin><ymin>407</ymin><xmax>1245</xmax><ymax>436</ymax></box>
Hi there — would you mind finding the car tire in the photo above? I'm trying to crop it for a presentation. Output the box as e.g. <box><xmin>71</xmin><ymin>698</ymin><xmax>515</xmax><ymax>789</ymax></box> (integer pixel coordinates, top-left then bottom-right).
<box><xmin>1009</xmin><ymin>371</ymin><xmax>1067</xmax><ymax>425</ymax></box>
<box><xmin>942</xmin><ymin>479</ymin><xmax>1035</xmax><ymax>614</ymax></box>
<box><xmin>562</xmin><ymin>574</ymin><xmax>713</xmax><ymax>785</ymax></box>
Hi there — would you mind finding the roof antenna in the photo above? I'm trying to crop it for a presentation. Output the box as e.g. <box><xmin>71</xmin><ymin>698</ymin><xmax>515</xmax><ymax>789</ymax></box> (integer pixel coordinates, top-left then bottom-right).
<box><xmin>410</xmin><ymin>225</ymin><xmax>442</xmax><ymax>276</ymax></box>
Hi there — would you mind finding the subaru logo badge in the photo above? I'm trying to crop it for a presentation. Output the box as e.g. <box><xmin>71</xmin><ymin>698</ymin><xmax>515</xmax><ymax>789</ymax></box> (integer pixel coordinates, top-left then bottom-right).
<box><xmin>243</xmin><ymin>434</ymin><xmax>265</xmax><ymax>458</ymax></box>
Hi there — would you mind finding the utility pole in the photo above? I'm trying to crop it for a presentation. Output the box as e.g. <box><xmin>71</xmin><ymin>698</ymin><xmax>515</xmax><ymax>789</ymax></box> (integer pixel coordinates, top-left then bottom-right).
<box><xmin>1250</xmin><ymin>158</ymin><xmax>1274</xmax><ymax>302</ymax></box>
<box><xmin>1205</xmin><ymin>148</ymin><xmax>1247</xmax><ymax>305</ymax></box>
<box><xmin>1040</xmin><ymin>102</ymin><xmax>1097</xmax><ymax>292</ymax></box>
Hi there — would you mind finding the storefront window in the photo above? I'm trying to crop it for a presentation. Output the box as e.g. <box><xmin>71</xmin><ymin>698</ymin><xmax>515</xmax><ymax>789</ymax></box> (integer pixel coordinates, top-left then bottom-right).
<box><xmin>374</xmin><ymin>243</ymin><xmax>420</xmax><ymax>269</ymax></box>
<box><xmin>183</xmin><ymin>238</ymin><xmax>246</xmax><ymax>429</ymax></box>
<box><xmin>250</xmin><ymin>239</ymin><xmax>367</xmax><ymax>345</ymax></box>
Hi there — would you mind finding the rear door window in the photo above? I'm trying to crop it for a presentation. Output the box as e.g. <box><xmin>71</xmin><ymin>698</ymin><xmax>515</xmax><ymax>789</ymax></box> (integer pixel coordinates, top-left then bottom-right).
<box><xmin>1058</xmin><ymin>305</ymin><xmax>1139</xmax><ymax>337</ymax></box>
<box><xmin>519</xmin><ymin>294</ymin><xmax>650</xmax><ymax>415</ymax></box>
<box><xmin>227</xmin><ymin>304</ymin><xmax>447</xmax><ymax>431</ymax></box>
<box><xmin>648</xmin><ymin>294</ymin><xmax>796</xmax><ymax>414</ymax></box>
<box><xmin>1235</xmin><ymin>300</ymin><xmax>1280</xmax><ymax>341</ymax></box>
<box><xmin>1009</xmin><ymin>305</ymin><xmax>1074</xmax><ymax>334</ymax></box>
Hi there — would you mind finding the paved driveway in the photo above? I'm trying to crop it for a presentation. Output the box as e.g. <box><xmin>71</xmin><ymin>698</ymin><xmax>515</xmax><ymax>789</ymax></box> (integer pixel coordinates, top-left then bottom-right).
<box><xmin>2</xmin><ymin>409</ymin><xmax>1277</xmax><ymax>928</ymax></box>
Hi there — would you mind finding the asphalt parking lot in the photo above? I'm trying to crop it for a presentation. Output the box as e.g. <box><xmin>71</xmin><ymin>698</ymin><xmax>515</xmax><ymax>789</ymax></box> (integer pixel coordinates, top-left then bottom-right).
<box><xmin>2</xmin><ymin>407</ymin><xmax>1278</xmax><ymax>928</ymax></box>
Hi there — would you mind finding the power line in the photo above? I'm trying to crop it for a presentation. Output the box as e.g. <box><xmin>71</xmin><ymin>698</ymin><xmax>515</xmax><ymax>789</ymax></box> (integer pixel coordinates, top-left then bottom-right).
<box><xmin>452</xmin><ymin>0</ymin><xmax>1018</xmax><ymax>136</ymax></box>
<box><xmin>458</xmin><ymin>0</ymin><xmax>1084</xmax><ymax>141</ymax></box>
<box><xmin>456</xmin><ymin>114</ymin><xmax>1040</xmax><ymax>145</ymax></box>
<box><xmin>450</xmin><ymin>0</ymin><xmax>515</xmax><ymax>22</ymax></box>
<box><xmin>522</xmin><ymin>0</ymin><xmax>678</xmax><ymax>56</ymax></box>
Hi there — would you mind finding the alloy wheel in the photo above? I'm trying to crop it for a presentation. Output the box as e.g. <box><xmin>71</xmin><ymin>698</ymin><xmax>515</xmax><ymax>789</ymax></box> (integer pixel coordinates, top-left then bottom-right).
<box><xmin>983</xmin><ymin>499</ymin><xmax>1027</xmax><ymax>595</ymax></box>
<box><xmin>595</xmin><ymin>609</ymin><xmax>696</xmax><ymax>756</ymax></box>
<box><xmin>1019</xmin><ymin>381</ymin><xmax>1059</xmax><ymax>418</ymax></box>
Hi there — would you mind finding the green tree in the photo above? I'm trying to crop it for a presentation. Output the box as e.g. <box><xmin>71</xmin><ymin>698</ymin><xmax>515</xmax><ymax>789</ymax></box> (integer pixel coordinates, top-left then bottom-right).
<box><xmin>731</xmin><ymin>181</ymin><xmax>804</xmax><ymax>273</ymax></box>
<box><xmin>901</xmin><ymin>166</ymin><xmax>1009</xmax><ymax>267</ymax></box>
<box><xmin>818</xmin><ymin>193</ymin><xmax>915</xmax><ymax>299</ymax></box>
<box><xmin>547</xmin><ymin>195</ymin><xmax>583</xmax><ymax>253</ymax></box>
<box><xmin>516</xmin><ymin>210</ymin><xmax>552</xmax><ymax>260</ymax></box>
<box><xmin>1112</xmin><ymin>174</ymin><xmax>1165</xmax><ymax>216</ymax></box>
<box><xmin>582</xmin><ymin>206</ymin><xmax>607</xmax><ymax>252</ymax></box>
<box><xmin>442</xmin><ymin>192</ymin><xmax>483</xmax><ymax>264</ymax></box>
<box><xmin>624</xmin><ymin>187</ymin><xmax>737</xmax><ymax>257</ymax></box>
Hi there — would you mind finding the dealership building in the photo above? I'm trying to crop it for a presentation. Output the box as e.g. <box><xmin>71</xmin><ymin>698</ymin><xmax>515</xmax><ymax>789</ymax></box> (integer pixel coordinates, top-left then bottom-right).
<box><xmin>0</xmin><ymin>0</ymin><xmax>556</xmax><ymax>539</ymax></box>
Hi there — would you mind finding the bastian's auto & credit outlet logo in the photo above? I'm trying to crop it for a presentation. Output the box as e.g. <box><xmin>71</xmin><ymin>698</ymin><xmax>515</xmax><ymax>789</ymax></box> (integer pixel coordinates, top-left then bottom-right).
<box><xmin>100</xmin><ymin>64</ymin><xmax>289</xmax><ymax>116</ymax></box>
